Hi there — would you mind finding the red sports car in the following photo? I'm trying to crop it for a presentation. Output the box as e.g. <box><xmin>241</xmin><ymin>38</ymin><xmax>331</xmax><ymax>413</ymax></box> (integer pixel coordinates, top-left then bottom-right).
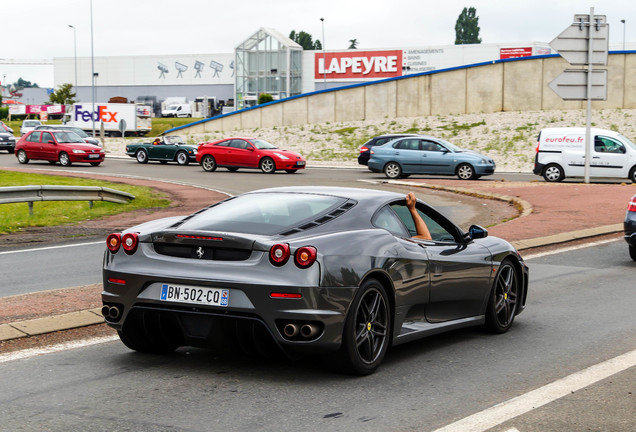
<box><xmin>196</xmin><ymin>138</ymin><xmax>306</xmax><ymax>173</ymax></box>
<box><xmin>15</xmin><ymin>129</ymin><xmax>105</xmax><ymax>166</ymax></box>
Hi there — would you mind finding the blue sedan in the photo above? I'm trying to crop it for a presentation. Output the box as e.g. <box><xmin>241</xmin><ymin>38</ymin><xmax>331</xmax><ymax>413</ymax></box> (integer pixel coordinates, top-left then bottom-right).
<box><xmin>368</xmin><ymin>135</ymin><xmax>496</xmax><ymax>180</ymax></box>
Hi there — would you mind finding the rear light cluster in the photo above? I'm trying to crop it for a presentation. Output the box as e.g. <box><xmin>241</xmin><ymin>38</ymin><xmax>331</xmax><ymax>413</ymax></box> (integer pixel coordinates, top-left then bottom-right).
<box><xmin>106</xmin><ymin>232</ymin><xmax>139</xmax><ymax>255</ymax></box>
<box><xmin>359</xmin><ymin>146</ymin><xmax>368</xmax><ymax>153</ymax></box>
<box><xmin>628</xmin><ymin>197</ymin><xmax>636</xmax><ymax>212</ymax></box>
<box><xmin>269</xmin><ymin>243</ymin><xmax>317</xmax><ymax>268</ymax></box>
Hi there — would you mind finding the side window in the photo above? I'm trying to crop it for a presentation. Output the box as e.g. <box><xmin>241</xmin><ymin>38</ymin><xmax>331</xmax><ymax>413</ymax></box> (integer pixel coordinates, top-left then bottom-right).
<box><xmin>26</xmin><ymin>132</ymin><xmax>41</xmax><ymax>143</ymax></box>
<box><xmin>216</xmin><ymin>140</ymin><xmax>232</xmax><ymax>147</ymax></box>
<box><xmin>421</xmin><ymin>140</ymin><xmax>442</xmax><ymax>152</ymax></box>
<box><xmin>395</xmin><ymin>139</ymin><xmax>420</xmax><ymax>150</ymax></box>
<box><xmin>372</xmin><ymin>206</ymin><xmax>409</xmax><ymax>237</ymax></box>
<box><xmin>41</xmin><ymin>132</ymin><xmax>53</xmax><ymax>143</ymax></box>
<box><xmin>230</xmin><ymin>139</ymin><xmax>248</xmax><ymax>149</ymax></box>
<box><xmin>390</xmin><ymin>203</ymin><xmax>459</xmax><ymax>243</ymax></box>
<box><xmin>595</xmin><ymin>136</ymin><xmax>625</xmax><ymax>154</ymax></box>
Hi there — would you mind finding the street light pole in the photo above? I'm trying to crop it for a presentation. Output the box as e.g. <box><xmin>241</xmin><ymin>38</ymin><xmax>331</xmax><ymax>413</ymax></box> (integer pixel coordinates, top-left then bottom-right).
<box><xmin>90</xmin><ymin>0</ymin><xmax>95</xmax><ymax>138</ymax></box>
<box><xmin>621</xmin><ymin>19</ymin><xmax>626</xmax><ymax>50</ymax></box>
<box><xmin>320</xmin><ymin>18</ymin><xmax>326</xmax><ymax>87</ymax></box>
<box><xmin>68</xmin><ymin>25</ymin><xmax>77</xmax><ymax>89</ymax></box>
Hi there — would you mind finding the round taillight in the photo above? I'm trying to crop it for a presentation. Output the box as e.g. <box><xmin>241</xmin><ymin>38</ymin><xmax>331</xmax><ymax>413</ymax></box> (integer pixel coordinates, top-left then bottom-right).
<box><xmin>269</xmin><ymin>243</ymin><xmax>290</xmax><ymax>266</ymax></box>
<box><xmin>121</xmin><ymin>233</ymin><xmax>139</xmax><ymax>255</ymax></box>
<box><xmin>106</xmin><ymin>233</ymin><xmax>121</xmax><ymax>253</ymax></box>
<box><xmin>295</xmin><ymin>246</ymin><xmax>317</xmax><ymax>268</ymax></box>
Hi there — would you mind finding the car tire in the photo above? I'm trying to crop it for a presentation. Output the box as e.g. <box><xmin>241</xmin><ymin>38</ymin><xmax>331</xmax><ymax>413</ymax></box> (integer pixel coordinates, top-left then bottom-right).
<box><xmin>543</xmin><ymin>164</ymin><xmax>564</xmax><ymax>182</ymax></box>
<box><xmin>136</xmin><ymin>149</ymin><xmax>148</xmax><ymax>164</ymax></box>
<box><xmin>485</xmin><ymin>259</ymin><xmax>519</xmax><ymax>334</ymax></box>
<box><xmin>629</xmin><ymin>166</ymin><xmax>636</xmax><ymax>184</ymax></box>
<box><xmin>16</xmin><ymin>149</ymin><xmax>29</xmax><ymax>164</ymax></box>
<box><xmin>383</xmin><ymin>162</ymin><xmax>402</xmax><ymax>179</ymax></box>
<box><xmin>176</xmin><ymin>151</ymin><xmax>189</xmax><ymax>165</ymax></box>
<box><xmin>285</xmin><ymin>169</ymin><xmax>298</xmax><ymax>173</ymax></box>
<box><xmin>630</xmin><ymin>245</ymin><xmax>636</xmax><ymax>261</ymax></box>
<box><xmin>260</xmin><ymin>157</ymin><xmax>276</xmax><ymax>174</ymax></box>
<box><xmin>117</xmin><ymin>310</ymin><xmax>180</xmax><ymax>354</ymax></box>
<box><xmin>59</xmin><ymin>152</ymin><xmax>71</xmax><ymax>166</ymax></box>
<box><xmin>337</xmin><ymin>278</ymin><xmax>391</xmax><ymax>375</ymax></box>
<box><xmin>456</xmin><ymin>163</ymin><xmax>476</xmax><ymax>180</ymax></box>
<box><xmin>90</xmin><ymin>162</ymin><xmax>101</xmax><ymax>167</ymax></box>
<box><xmin>201</xmin><ymin>155</ymin><xmax>217</xmax><ymax>172</ymax></box>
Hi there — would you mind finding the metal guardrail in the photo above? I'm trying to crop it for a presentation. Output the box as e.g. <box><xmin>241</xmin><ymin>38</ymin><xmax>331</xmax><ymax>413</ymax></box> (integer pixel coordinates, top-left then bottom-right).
<box><xmin>0</xmin><ymin>185</ymin><xmax>135</xmax><ymax>215</ymax></box>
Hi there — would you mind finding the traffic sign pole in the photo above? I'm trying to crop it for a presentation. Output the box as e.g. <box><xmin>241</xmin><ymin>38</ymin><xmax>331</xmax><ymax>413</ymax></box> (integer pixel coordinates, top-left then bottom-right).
<box><xmin>584</xmin><ymin>6</ymin><xmax>594</xmax><ymax>183</ymax></box>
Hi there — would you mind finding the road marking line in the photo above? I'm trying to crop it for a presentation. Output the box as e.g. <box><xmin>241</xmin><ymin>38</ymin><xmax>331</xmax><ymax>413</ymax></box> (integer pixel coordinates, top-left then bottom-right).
<box><xmin>432</xmin><ymin>348</ymin><xmax>636</xmax><ymax>432</ymax></box>
<box><xmin>0</xmin><ymin>241</ymin><xmax>103</xmax><ymax>255</ymax></box>
<box><xmin>523</xmin><ymin>238</ymin><xmax>621</xmax><ymax>260</ymax></box>
<box><xmin>0</xmin><ymin>335</ymin><xmax>119</xmax><ymax>364</ymax></box>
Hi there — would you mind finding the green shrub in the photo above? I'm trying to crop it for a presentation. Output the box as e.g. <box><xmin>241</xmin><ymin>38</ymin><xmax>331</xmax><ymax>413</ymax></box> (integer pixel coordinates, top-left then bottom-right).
<box><xmin>258</xmin><ymin>93</ymin><xmax>274</xmax><ymax>104</ymax></box>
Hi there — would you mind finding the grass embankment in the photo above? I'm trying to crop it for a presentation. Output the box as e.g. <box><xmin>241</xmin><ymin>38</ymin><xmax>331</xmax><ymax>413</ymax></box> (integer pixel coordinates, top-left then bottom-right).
<box><xmin>0</xmin><ymin>170</ymin><xmax>170</xmax><ymax>235</ymax></box>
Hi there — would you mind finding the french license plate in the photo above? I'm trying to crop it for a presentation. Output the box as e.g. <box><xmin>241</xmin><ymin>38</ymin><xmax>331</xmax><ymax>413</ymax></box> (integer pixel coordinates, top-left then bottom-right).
<box><xmin>160</xmin><ymin>283</ymin><xmax>229</xmax><ymax>307</ymax></box>
<box><xmin>88</xmin><ymin>154</ymin><xmax>100</xmax><ymax>159</ymax></box>
<box><xmin>296</xmin><ymin>161</ymin><xmax>305</xmax><ymax>166</ymax></box>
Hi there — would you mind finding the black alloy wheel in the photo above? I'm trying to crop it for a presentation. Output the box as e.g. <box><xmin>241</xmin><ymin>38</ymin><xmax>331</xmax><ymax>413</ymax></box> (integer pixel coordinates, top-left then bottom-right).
<box><xmin>485</xmin><ymin>259</ymin><xmax>519</xmax><ymax>333</ymax></box>
<box><xmin>338</xmin><ymin>278</ymin><xmax>391</xmax><ymax>375</ymax></box>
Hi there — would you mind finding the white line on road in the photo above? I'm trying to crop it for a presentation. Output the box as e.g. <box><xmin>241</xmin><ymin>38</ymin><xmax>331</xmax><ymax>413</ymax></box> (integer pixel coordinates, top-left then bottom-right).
<box><xmin>523</xmin><ymin>238</ymin><xmax>621</xmax><ymax>260</ymax></box>
<box><xmin>0</xmin><ymin>240</ymin><xmax>103</xmax><ymax>255</ymax></box>
<box><xmin>0</xmin><ymin>335</ymin><xmax>119</xmax><ymax>364</ymax></box>
<box><xmin>432</xmin><ymin>348</ymin><xmax>636</xmax><ymax>432</ymax></box>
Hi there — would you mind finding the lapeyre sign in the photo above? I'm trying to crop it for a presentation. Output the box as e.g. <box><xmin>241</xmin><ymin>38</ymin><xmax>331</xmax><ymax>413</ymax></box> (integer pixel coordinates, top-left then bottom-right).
<box><xmin>315</xmin><ymin>50</ymin><xmax>403</xmax><ymax>79</ymax></box>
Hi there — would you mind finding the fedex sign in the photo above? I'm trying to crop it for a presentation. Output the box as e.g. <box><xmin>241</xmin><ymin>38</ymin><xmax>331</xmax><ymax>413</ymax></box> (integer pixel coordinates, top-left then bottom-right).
<box><xmin>315</xmin><ymin>51</ymin><xmax>403</xmax><ymax>80</ymax></box>
<box><xmin>74</xmin><ymin>104</ymin><xmax>120</xmax><ymax>123</ymax></box>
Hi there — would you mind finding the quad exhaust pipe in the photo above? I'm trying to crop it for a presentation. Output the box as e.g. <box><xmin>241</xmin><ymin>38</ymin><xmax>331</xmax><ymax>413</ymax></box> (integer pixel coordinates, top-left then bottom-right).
<box><xmin>282</xmin><ymin>322</ymin><xmax>321</xmax><ymax>340</ymax></box>
<box><xmin>101</xmin><ymin>305</ymin><xmax>121</xmax><ymax>321</ymax></box>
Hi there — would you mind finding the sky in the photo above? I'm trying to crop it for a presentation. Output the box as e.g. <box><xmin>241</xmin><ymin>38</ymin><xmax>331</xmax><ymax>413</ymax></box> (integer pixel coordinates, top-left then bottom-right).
<box><xmin>1</xmin><ymin>0</ymin><xmax>633</xmax><ymax>89</ymax></box>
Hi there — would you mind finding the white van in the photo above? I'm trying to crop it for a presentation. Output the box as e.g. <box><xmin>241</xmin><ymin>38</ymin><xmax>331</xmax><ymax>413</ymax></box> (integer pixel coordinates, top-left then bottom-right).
<box><xmin>161</xmin><ymin>104</ymin><xmax>192</xmax><ymax>118</ymax></box>
<box><xmin>533</xmin><ymin>127</ymin><xmax>636</xmax><ymax>183</ymax></box>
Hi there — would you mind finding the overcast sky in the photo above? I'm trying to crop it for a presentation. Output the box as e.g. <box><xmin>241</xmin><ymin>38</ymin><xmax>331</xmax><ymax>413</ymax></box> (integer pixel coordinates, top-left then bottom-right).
<box><xmin>1</xmin><ymin>0</ymin><xmax>632</xmax><ymax>88</ymax></box>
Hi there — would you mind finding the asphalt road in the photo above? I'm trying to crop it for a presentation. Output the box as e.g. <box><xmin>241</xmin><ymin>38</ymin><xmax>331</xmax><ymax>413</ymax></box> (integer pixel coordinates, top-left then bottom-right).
<box><xmin>1</xmin><ymin>239</ymin><xmax>634</xmax><ymax>431</ymax></box>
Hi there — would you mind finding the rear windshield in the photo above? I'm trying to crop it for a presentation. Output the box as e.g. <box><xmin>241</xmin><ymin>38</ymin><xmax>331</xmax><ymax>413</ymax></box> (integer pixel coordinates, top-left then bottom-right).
<box><xmin>178</xmin><ymin>192</ymin><xmax>348</xmax><ymax>235</ymax></box>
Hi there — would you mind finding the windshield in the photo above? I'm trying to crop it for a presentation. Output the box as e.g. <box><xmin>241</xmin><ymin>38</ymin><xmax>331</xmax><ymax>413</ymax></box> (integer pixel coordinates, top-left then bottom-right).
<box><xmin>164</xmin><ymin>136</ymin><xmax>185</xmax><ymax>145</ymax></box>
<box><xmin>52</xmin><ymin>131</ymin><xmax>86</xmax><ymax>143</ymax></box>
<box><xmin>70</xmin><ymin>127</ymin><xmax>89</xmax><ymax>138</ymax></box>
<box><xmin>166</xmin><ymin>105</ymin><xmax>178</xmax><ymax>111</ymax></box>
<box><xmin>251</xmin><ymin>139</ymin><xmax>277</xmax><ymax>150</ymax></box>
<box><xmin>619</xmin><ymin>134</ymin><xmax>636</xmax><ymax>151</ymax></box>
<box><xmin>0</xmin><ymin>124</ymin><xmax>10</xmax><ymax>132</ymax></box>
<box><xmin>24</xmin><ymin>121</ymin><xmax>40</xmax><ymax>127</ymax></box>
<box><xmin>178</xmin><ymin>192</ymin><xmax>348</xmax><ymax>235</ymax></box>
<box><xmin>436</xmin><ymin>138</ymin><xmax>464</xmax><ymax>152</ymax></box>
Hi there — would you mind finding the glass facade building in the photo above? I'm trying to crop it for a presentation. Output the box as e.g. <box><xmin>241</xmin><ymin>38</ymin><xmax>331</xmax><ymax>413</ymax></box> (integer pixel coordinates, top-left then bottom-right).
<box><xmin>235</xmin><ymin>28</ymin><xmax>302</xmax><ymax>109</ymax></box>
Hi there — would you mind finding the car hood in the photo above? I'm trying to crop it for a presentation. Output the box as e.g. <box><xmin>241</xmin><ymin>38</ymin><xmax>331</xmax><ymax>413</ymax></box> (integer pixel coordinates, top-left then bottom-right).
<box><xmin>260</xmin><ymin>149</ymin><xmax>304</xmax><ymax>159</ymax></box>
<box><xmin>59</xmin><ymin>143</ymin><xmax>104</xmax><ymax>151</ymax></box>
<box><xmin>0</xmin><ymin>132</ymin><xmax>14</xmax><ymax>138</ymax></box>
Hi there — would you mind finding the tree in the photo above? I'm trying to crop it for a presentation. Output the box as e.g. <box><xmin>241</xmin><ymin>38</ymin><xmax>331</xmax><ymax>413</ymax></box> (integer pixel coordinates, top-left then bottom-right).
<box><xmin>348</xmin><ymin>39</ymin><xmax>358</xmax><ymax>49</ymax></box>
<box><xmin>48</xmin><ymin>83</ymin><xmax>77</xmax><ymax>105</ymax></box>
<box><xmin>289</xmin><ymin>30</ymin><xmax>321</xmax><ymax>50</ymax></box>
<box><xmin>258</xmin><ymin>93</ymin><xmax>274</xmax><ymax>105</ymax></box>
<box><xmin>14</xmin><ymin>77</ymin><xmax>39</xmax><ymax>88</ymax></box>
<box><xmin>455</xmin><ymin>7</ymin><xmax>481</xmax><ymax>44</ymax></box>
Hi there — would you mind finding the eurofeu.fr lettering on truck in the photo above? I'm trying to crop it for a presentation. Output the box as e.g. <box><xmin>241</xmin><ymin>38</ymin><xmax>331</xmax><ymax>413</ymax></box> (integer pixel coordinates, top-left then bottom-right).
<box><xmin>74</xmin><ymin>104</ymin><xmax>121</xmax><ymax>123</ymax></box>
<box><xmin>542</xmin><ymin>135</ymin><xmax>584</xmax><ymax>150</ymax></box>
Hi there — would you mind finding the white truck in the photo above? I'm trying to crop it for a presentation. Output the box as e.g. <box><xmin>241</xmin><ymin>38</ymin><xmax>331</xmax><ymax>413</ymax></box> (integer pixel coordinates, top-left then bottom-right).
<box><xmin>63</xmin><ymin>103</ymin><xmax>152</xmax><ymax>137</ymax></box>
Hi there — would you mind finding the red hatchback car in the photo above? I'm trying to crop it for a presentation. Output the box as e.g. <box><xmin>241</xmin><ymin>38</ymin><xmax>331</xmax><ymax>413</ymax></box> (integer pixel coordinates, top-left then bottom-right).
<box><xmin>15</xmin><ymin>129</ymin><xmax>105</xmax><ymax>166</ymax></box>
<box><xmin>196</xmin><ymin>138</ymin><xmax>305</xmax><ymax>173</ymax></box>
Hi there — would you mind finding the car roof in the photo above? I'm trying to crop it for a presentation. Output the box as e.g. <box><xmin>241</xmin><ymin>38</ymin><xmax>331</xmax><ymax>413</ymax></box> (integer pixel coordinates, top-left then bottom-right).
<box><xmin>247</xmin><ymin>186</ymin><xmax>404</xmax><ymax>202</ymax></box>
<box><xmin>540</xmin><ymin>127</ymin><xmax>621</xmax><ymax>136</ymax></box>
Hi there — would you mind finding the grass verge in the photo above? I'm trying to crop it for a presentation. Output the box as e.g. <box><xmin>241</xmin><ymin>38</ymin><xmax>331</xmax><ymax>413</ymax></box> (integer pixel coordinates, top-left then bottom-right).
<box><xmin>0</xmin><ymin>170</ymin><xmax>170</xmax><ymax>234</ymax></box>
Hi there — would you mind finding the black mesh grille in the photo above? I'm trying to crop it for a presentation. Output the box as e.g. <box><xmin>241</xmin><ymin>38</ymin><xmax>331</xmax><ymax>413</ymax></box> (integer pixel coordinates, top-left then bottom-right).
<box><xmin>153</xmin><ymin>243</ymin><xmax>251</xmax><ymax>261</ymax></box>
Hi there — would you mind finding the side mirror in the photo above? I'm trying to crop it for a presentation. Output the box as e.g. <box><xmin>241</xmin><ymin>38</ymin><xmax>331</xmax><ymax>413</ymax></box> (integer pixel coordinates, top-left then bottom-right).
<box><xmin>48</xmin><ymin>140</ymin><xmax>55</xmax><ymax>144</ymax></box>
<box><xmin>247</xmin><ymin>146</ymin><xmax>255</xmax><ymax>152</ymax></box>
<box><xmin>467</xmin><ymin>224</ymin><xmax>488</xmax><ymax>240</ymax></box>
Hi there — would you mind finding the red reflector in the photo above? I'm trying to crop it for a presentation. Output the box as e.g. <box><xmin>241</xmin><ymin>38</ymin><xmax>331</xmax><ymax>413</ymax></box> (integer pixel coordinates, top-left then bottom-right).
<box><xmin>176</xmin><ymin>234</ymin><xmax>223</xmax><ymax>240</ymax></box>
<box><xmin>270</xmin><ymin>292</ymin><xmax>302</xmax><ymax>299</ymax></box>
<box><xmin>108</xmin><ymin>277</ymin><xmax>126</xmax><ymax>285</ymax></box>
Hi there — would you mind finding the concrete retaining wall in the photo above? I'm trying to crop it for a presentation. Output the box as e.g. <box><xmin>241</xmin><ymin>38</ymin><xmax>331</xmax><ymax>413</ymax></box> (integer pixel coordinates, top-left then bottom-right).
<box><xmin>174</xmin><ymin>53</ymin><xmax>636</xmax><ymax>135</ymax></box>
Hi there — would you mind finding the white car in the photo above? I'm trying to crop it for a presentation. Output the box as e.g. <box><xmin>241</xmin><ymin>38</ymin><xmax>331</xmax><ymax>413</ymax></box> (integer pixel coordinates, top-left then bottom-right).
<box><xmin>20</xmin><ymin>119</ymin><xmax>42</xmax><ymax>136</ymax></box>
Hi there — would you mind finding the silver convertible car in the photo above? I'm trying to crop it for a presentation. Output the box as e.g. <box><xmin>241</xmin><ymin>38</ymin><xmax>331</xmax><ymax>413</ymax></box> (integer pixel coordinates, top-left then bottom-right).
<box><xmin>367</xmin><ymin>135</ymin><xmax>496</xmax><ymax>180</ymax></box>
<box><xmin>102</xmin><ymin>187</ymin><xmax>528</xmax><ymax>375</ymax></box>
